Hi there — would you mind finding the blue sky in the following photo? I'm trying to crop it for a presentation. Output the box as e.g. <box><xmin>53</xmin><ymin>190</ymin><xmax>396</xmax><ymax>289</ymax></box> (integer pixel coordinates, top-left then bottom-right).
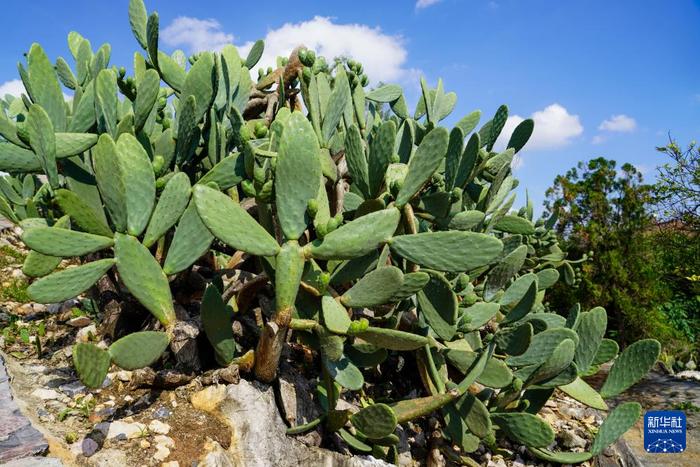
<box><xmin>1</xmin><ymin>0</ymin><xmax>699</xmax><ymax>211</ymax></box>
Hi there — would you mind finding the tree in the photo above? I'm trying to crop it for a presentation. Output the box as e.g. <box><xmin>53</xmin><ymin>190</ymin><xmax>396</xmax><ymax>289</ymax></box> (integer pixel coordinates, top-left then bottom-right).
<box><xmin>543</xmin><ymin>158</ymin><xmax>672</xmax><ymax>344</ymax></box>
<box><xmin>655</xmin><ymin>138</ymin><xmax>700</xmax><ymax>231</ymax></box>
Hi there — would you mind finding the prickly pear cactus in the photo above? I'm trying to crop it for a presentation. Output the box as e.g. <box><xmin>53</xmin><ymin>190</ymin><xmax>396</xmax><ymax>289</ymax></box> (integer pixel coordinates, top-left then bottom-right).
<box><xmin>0</xmin><ymin>0</ymin><xmax>660</xmax><ymax>463</ymax></box>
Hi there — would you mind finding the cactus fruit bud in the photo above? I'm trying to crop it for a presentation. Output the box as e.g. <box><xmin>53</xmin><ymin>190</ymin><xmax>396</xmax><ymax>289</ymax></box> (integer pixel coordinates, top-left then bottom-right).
<box><xmin>253</xmin><ymin>164</ymin><xmax>266</xmax><ymax>184</ymax></box>
<box><xmin>299</xmin><ymin>48</ymin><xmax>316</xmax><ymax>67</ymax></box>
<box><xmin>241</xmin><ymin>179</ymin><xmax>257</xmax><ymax>198</ymax></box>
<box><xmin>455</xmin><ymin>273</ymin><xmax>470</xmax><ymax>291</ymax></box>
<box><xmin>451</xmin><ymin>187</ymin><xmax>462</xmax><ymax>202</ymax></box>
<box><xmin>254</xmin><ymin>122</ymin><xmax>268</xmax><ymax>138</ymax></box>
<box><xmin>307</xmin><ymin>199</ymin><xmax>319</xmax><ymax>217</ymax></box>
<box><xmin>348</xmin><ymin>318</ymin><xmax>370</xmax><ymax>334</ymax></box>
<box><xmin>302</xmin><ymin>66</ymin><xmax>312</xmax><ymax>83</ymax></box>
<box><xmin>152</xmin><ymin>155</ymin><xmax>165</xmax><ymax>175</ymax></box>
<box><xmin>512</xmin><ymin>378</ymin><xmax>524</xmax><ymax>392</ymax></box>
<box><xmin>258</xmin><ymin>180</ymin><xmax>273</xmax><ymax>202</ymax></box>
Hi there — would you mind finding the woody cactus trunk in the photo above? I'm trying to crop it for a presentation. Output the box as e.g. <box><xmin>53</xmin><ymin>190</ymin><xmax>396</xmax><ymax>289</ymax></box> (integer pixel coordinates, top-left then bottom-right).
<box><xmin>0</xmin><ymin>0</ymin><xmax>660</xmax><ymax>463</ymax></box>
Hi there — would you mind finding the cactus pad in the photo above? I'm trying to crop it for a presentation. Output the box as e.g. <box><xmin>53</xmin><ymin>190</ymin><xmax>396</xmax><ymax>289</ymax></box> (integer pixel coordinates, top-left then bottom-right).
<box><xmin>73</xmin><ymin>343</ymin><xmax>111</xmax><ymax>388</ymax></box>
<box><xmin>109</xmin><ymin>331</ymin><xmax>169</xmax><ymax>370</ymax></box>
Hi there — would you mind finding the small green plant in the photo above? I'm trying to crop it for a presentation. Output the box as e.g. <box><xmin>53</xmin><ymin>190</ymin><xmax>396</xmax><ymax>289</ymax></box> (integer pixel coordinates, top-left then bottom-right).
<box><xmin>0</xmin><ymin>0</ymin><xmax>661</xmax><ymax>462</ymax></box>
<box><xmin>58</xmin><ymin>394</ymin><xmax>96</xmax><ymax>421</ymax></box>
<box><xmin>1</xmin><ymin>318</ymin><xmax>46</xmax><ymax>357</ymax></box>
<box><xmin>673</xmin><ymin>401</ymin><xmax>700</xmax><ymax>413</ymax></box>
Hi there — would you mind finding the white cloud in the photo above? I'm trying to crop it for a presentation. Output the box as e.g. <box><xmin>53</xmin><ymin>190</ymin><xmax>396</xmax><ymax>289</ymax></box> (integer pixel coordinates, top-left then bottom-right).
<box><xmin>591</xmin><ymin>135</ymin><xmax>606</xmax><ymax>144</ymax></box>
<box><xmin>238</xmin><ymin>16</ymin><xmax>414</xmax><ymax>83</ymax></box>
<box><xmin>0</xmin><ymin>79</ymin><xmax>25</xmax><ymax>98</ymax></box>
<box><xmin>598</xmin><ymin>114</ymin><xmax>637</xmax><ymax>132</ymax></box>
<box><xmin>497</xmin><ymin>103</ymin><xmax>584</xmax><ymax>152</ymax></box>
<box><xmin>162</xmin><ymin>17</ymin><xmax>234</xmax><ymax>52</ymax></box>
<box><xmin>161</xmin><ymin>16</ymin><xmax>415</xmax><ymax>84</ymax></box>
<box><xmin>416</xmin><ymin>0</ymin><xmax>441</xmax><ymax>8</ymax></box>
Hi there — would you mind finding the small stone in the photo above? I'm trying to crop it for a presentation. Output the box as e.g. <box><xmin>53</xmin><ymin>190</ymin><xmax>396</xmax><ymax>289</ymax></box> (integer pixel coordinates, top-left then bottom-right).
<box><xmin>676</xmin><ymin>370</ymin><xmax>700</xmax><ymax>381</ymax></box>
<box><xmin>153</xmin><ymin>445</ymin><xmax>170</xmax><ymax>462</ymax></box>
<box><xmin>161</xmin><ymin>462</ymin><xmax>179</xmax><ymax>467</ymax></box>
<box><xmin>154</xmin><ymin>435</ymin><xmax>175</xmax><ymax>448</ymax></box>
<box><xmin>191</xmin><ymin>385</ymin><xmax>226</xmax><ymax>412</ymax></box>
<box><xmin>124</xmin><ymin>395</ymin><xmax>134</xmax><ymax>403</ymax></box>
<box><xmin>76</xmin><ymin>324</ymin><xmax>97</xmax><ymax>343</ymax></box>
<box><xmin>101</xmin><ymin>375</ymin><xmax>112</xmax><ymax>388</ymax></box>
<box><xmin>31</xmin><ymin>388</ymin><xmax>61</xmax><ymax>400</ymax></box>
<box><xmin>148</xmin><ymin>420</ymin><xmax>171</xmax><ymax>435</ymax></box>
<box><xmin>153</xmin><ymin>407</ymin><xmax>171</xmax><ymax>419</ymax></box>
<box><xmin>59</xmin><ymin>381</ymin><xmax>86</xmax><ymax>397</ymax></box>
<box><xmin>116</xmin><ymin>370</ymin><xmax>132</xmax><ymax>382</ymax></box>
<box><xmin>559</xmin><ymin>406</ymin><xmax>585</xmax><ymax>420</ymax></box>
<box><xmin>11</xmin><ymin>268</ymin><xmax>25</xmax><ymax>279</ymax></box>
<box><xmin>140</xmin><ymin>439</ymin><xmax>151</xmax><ymax>449</ymax></box>
<box><xmin>98</xmin><ymin>420</ymin><xmax>148</xmax><ymax>440</ymax></box>
<box><xmin>67</xmin><ymin>316</ymin><xmax>91</xmax><ymax>328</ymax></box>
<box><xmin>559</xmin><ymin>430</ymin><xmax>587</xmax><ymax>449</ymax></box>
<box><xmin>82</xmin><ymin>437</ymin><xmax>99</xmax><ymax>457</ymax></box>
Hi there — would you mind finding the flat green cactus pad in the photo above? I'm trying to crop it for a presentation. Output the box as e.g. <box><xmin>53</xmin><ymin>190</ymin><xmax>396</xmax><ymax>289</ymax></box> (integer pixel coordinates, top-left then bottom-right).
<box><xmin>491</xmin><ymin>412</ymin><xmax>554</xmax><ymax>448</ymax></box>
<box><xmin>390</xmin><ymin>231</ymin><xmax>503</xmax><ymax>273</ymax></box>
<box><xmin>340</xmin><ymin>266</ymin><xmax>403</xmax><ymax>307</ymax></box>
<box><xmin>600</xmin><ymin>339</ymin><xmax>660</xmax><ymax>399</ymax></box>
<box><xmin>275</xmin><ymin>111</ymin><xmax>321</xmax><ymax>240</ymax></box>
<box><xmin>114</xmin><ymin>233</ymin><xmax>175</xmax><ymax>326</ymax></box>
<box><xmin>109</xmin><ymin>331</ymin><xmax>169</xmax><ymax>370</ymax></box>
<box><xmin>28</xmin><ymin>258</ymin><xmax>115</xmax><ymax>303</ymax></box>
<box><xmin>142</xmin><ymin>171</ymin><xmax>191</xmax><ymax>248</ymax></box>
<box><xmin>351</xmin><ymin>403</ymin><xmax>397</xmax><ymax>439</ymax></box>
<box><xmin>193</xmin><ymin>184</ymin><xmax>280</xmax><ymax>257</ymax></box>
<box><xmin>308</xmin><ymin>208</ymin><xmax>400</xmax><ymax>260</ymax></box>
<box><xmin>73</xmin><ymin>343</ymin><xmax>111</xmax><ymax>388</ymax></box>
<box><xmin>22</xmin><ymin>227</ymin><xmax>114</xmax><ymax>257</ymax></box>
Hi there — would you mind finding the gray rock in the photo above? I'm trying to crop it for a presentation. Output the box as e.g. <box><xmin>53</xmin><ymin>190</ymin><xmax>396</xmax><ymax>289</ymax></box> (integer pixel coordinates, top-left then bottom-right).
<box><xmin>153</xmin><ymin>407</ymin><xmax>172</xmax><ymax>419</ymax></box>
<box><xmin>676</xmin><ymin>370</ymin><xmax>700</xmax><ymax>381</ymax></box>
<box><xmin>75</xmin><ymin>325</ymin><xmax>97</xmax><ymax>343</ymax></box>
<box><xmin>0</xmin><ymin>356</ymin><xmax>49</xmax><ymax>463</ymax></box>
<box><xmin>277</xmin><ymin>365</ymin><xmax>322</xmax><ymax>427</ymax></box>
<box><xmin>58</xmin><ymin>381</ymin><xmax>86</xmax><ymax>397</ymax></box>
<box><xmin>81</xmin><ymin>438</ymin><xmax>99</xmax><ymax>457</ymax></box>
<box><xmin>559</xmin><ymin>430</ymin><xmax>587</xmax><ymax>449</ymax></box>
<box><xmin>148</xmin><ymin>420</ymin><xmax>170</xmax><ymax>435</ymax></box>
<box><xmin>67</xmin><ymin>316</ymin><xmax>91</xmax><ymax>328</ymax></box>
<box><xmin>2</xmin><ymin>457</ymin><xmax>63</xmax><ymax>467</ymax></box>
<box><xmin>213</xmin><ymin>379</ymin><xmax>391</xmax><ymax>467</ymax></box>
<box><xmin>30</xmin><ymin>389</ymin><xmax>60</xmax><ymax>400</ymax></box>
<box><xmin>170</xmin><ymin>320</ymin><xmax>201</xmax><ymax>372</ymax></box>
<box><xmin>95</xmin><ymin>420</ymin><xmax>147</xmax><ymax>440</ymax></box>
<box><xmin>88</xmin><ymin>449</ymin><xmax>128</xmax><ymax>467</ymax></box>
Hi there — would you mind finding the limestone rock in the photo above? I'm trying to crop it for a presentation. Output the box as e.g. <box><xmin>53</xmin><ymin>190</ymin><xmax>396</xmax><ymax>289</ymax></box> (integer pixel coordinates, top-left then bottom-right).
<box><xmin>96</xmin><ymin>420</ymin><xmax>147</xmax><ymax>440</ymax></box>
<box><xmin>148</xmin><ymin>420</ymin><xmax>171</xmax><ymax>435</ymax></box>
<box><xmin>191</xmin><ymin>384</ymin><xmax>227</xmax><ymax>412</ymax></box>
<box><xmin>30</xmin><ymin>389</ymin><xmax>60</xmax><ymax>400</ymax></box>
<box><xmin>214</xmin><ymin>379</ymin><xmax>392</xmax><ymax>467</ymax></box>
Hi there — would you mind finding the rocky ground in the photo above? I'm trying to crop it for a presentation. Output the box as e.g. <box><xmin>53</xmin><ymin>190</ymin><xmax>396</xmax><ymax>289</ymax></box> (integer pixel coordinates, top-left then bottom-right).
<box><xmin>0</xmin><ymin>221</ymin><xmax>697</xmax><ymax>466</ymax></box>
